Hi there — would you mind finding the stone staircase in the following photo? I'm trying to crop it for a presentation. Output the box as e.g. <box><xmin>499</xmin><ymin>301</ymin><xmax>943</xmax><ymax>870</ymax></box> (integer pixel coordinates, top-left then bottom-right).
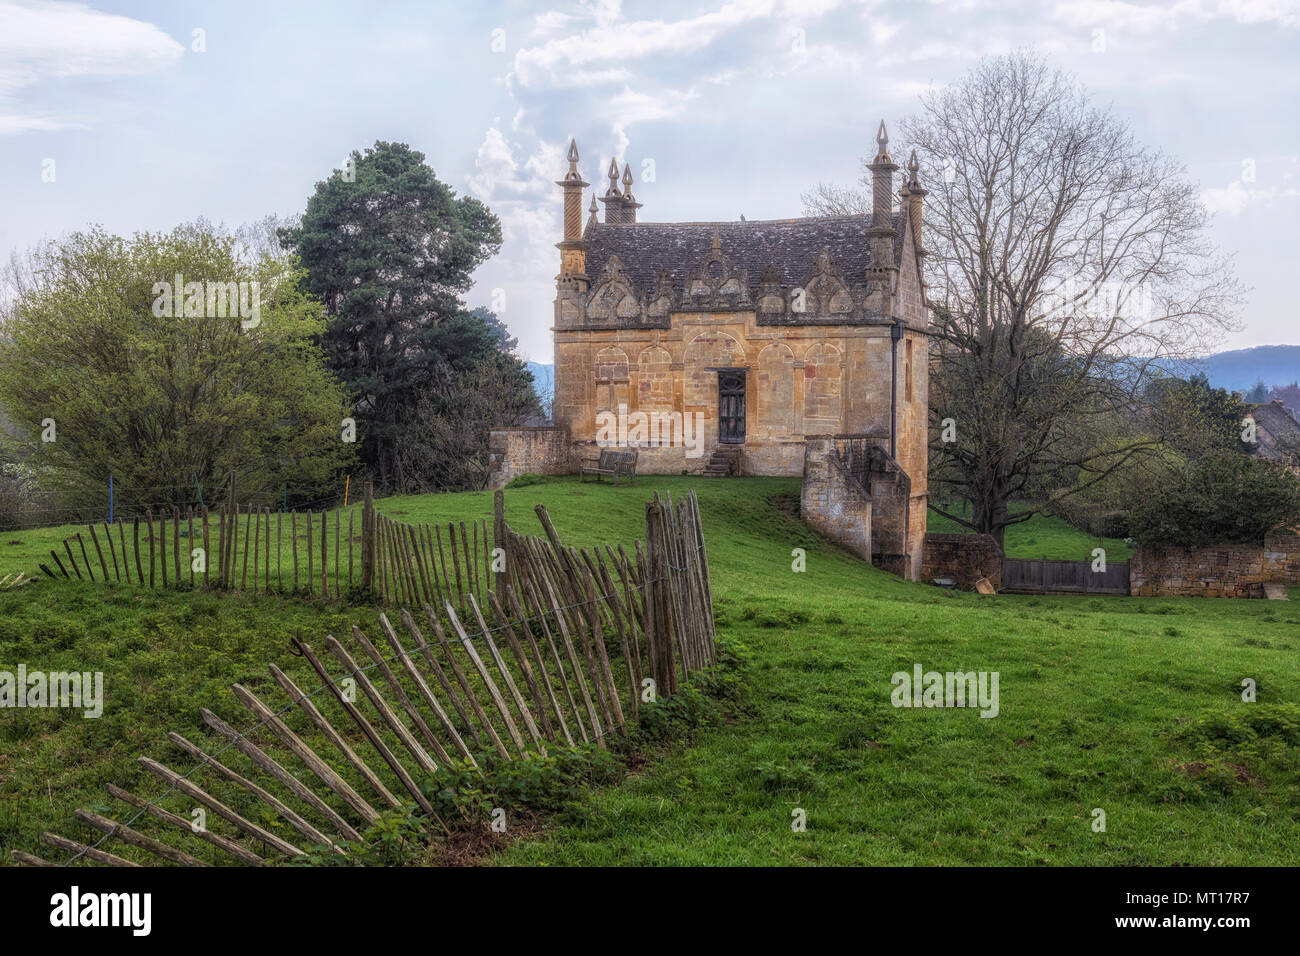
<box><xmin>703</xmin><ymin>446</ymin><xmax>742</xmax><ymax>477</ymax></box>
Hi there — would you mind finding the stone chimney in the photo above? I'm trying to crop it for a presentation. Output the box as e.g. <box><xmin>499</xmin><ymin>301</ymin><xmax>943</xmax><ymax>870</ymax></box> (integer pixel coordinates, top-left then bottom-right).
<box><xmin>903</xmin><ymin>149</ymin><xmax>927</xmax><ymax>254</ymax></box>
<box><xmin>866</xmin><ymin>120</ymin><xmax>899</xmax><ymax>286</ymax></box>
<box><xmin>554</xmin><ymin>138</ymin><xmax>590</xmax><ymax>285</ymax></box>
<box><xmin>598</xmin><ymin>158</ymin><xmax>623</xmax><ymax>224</ymax></box>
<box><xmin>620</xmin><ymin>162</ymin><xmax>643</xmax><ymax>223</ymax></box>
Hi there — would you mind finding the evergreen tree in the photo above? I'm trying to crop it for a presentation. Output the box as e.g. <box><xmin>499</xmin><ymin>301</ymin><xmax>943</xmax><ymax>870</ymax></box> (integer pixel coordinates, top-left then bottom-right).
<box><xmin>281</xmin><ymin>141</ymin><xmax>538</xmax><ymax>490</ymax></box>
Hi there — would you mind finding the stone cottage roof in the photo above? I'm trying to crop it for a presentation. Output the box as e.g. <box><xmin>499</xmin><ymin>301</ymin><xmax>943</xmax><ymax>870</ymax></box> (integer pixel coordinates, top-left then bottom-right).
<box><xmin>1250</xmin><ymin>400</ymin><xmax>1300</xmax><ymax>439</ymax></box>
<box><xmin>582</xmin><ymin>213</ymin><xmax>908</xmax><ymax>295</ymax></box>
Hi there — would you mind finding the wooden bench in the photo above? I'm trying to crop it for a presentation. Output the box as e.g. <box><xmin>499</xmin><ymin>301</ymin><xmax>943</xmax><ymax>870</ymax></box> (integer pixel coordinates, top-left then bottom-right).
<box><xmin>580</xmin><ymin>448</ymin><xmax>638</xmax><ymax>485</ymax></box>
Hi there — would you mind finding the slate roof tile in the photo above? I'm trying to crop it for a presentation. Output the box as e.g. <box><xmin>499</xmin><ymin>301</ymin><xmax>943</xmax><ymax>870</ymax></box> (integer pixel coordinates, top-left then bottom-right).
<box><xmin>582</xmin><ymin>213</ymin><xmax>906</xmax><ymax>295</ymax></box>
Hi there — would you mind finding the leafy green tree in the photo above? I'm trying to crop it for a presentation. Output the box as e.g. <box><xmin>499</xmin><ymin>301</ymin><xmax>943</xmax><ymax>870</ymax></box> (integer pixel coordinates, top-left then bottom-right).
<box><xmin>1146</xmin><ymin>372</ymin><xmax>1250</xmax><ymax>460</ymax></box>
<box><xmin>280</xmin><ymin>141</ymin><xmax>538</xmax><ymax>491</ymax></box>
<box><xmin>0</xmin><ymin>224</ymin><xmax>354</xmax><ymax>516</ymax></box>
<box><xmin>1128</xmin><ymin>451</ymin><xmax>1300</xmax><ymax>547</ymax></box>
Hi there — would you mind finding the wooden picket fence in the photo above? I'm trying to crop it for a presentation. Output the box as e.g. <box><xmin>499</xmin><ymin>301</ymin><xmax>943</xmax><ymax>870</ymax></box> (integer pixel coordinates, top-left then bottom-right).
<box><xmin>39</xmin><ymin>481</ymin><xmax>496</xmax><ymax>614</ymax></box>
<box><xmin>38</xmin><ymin>502</ymin><xmax>366</xmax><ymax>597</ymax></box>
<box><xmin>13</xmin><ymin>490</ymin><xmax>717</xmax><ymax>867</ymax></box>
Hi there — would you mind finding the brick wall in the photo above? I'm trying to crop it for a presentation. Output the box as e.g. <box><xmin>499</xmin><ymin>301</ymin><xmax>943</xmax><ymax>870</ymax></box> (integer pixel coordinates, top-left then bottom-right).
<box><xmin>487</xmin><ymin>427</ymin><xmax>571</xmax><ymax>489</ymax></box>
<box><xmin>1130</xmin><ymin>534</ymin><xmax>1300</xmax><ymax>597</ymax></box>
<box><xmin>921</xmin><ymin>533</ymin><xmax>1003</xmax><ymax>591</ymax></box>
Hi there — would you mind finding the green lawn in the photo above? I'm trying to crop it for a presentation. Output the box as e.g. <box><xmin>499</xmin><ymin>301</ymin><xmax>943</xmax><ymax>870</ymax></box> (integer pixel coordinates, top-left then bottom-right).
<box><xmin>927</xmin><ymin>504</ymin><xmax>1134</xmax><ymax>562</ymax></box>
<box><xmin>2</xmin><ymin>476</ymin><xmax>1296</xmax><ymax>865</ymax></box>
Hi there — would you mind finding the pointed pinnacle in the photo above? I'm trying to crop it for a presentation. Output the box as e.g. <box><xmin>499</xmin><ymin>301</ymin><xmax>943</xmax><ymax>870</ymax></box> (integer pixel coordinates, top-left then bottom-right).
<box><xmin>908</xmin><ymin>149</ymin><xmax>919</xmax><ymax>175</ymax></box>
<box><xmin>622</xmin><ymin>162</ymin><xmax>633</xmax><ymax>187</ymax></box>
<box><xmin>607</xmin><ymin>158</ymin><xmax>620</xmax><ymax>180</ymax></box>
<box><xmin>877</xmin><ymin>120</ymin><xmax>888</xmax><ymax>148</ymax></box>
<box><xmin>567</xmin><ymin>138</ymin><xmax>580</xmax><ymax>163</ymax></box>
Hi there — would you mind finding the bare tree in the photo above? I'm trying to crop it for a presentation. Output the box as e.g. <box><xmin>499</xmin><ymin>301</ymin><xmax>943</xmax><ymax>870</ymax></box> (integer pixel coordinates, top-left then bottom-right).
<box><xmin>808</xmin><ymin>52</ymin><xmax>1243</xmax><ymax>545</ymax></box>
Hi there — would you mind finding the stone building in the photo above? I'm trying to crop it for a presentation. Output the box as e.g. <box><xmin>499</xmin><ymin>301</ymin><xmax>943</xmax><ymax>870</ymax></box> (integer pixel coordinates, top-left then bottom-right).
<box><xmin>489</xmin><ymin>122</ymin><xmax>931</xmax><ymax>578</ymax></box>
<box><xmin>1246</xmin><ymin>399</ymin><xmax>1300</xmax><ymax>463</ymax></box>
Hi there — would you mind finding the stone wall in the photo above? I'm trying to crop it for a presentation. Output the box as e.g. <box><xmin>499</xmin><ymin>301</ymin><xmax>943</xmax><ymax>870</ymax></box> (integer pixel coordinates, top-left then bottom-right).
<box><xmin>552</xmin><ymin>311</ymin><xmax>928</xmax><ymax>478</ymax></box>
<box><xmin>798</xmin><ymin>435</ymin><xmax>926</xmax><ymax>580</ymax></box>
<box><xmin>487</xmin><ymin>427</ymin><xmax>571</xmax><ymax>490</ymax></box>
<box><xmin>1130</xmin><ymin>535</ymin><xmax>1300</xmax><ymax>597</ymax></box>
<box><xmin>801</xmin><ymin>437</ymin><xmax>872</xmax><ymax>562</ymax></box>
<box><xmin>864</xmin><ymin>443</ymin><xmax>914</xmax><ymax>578</ymax></box>
<box><xmin>921</xmin><ymin>533</ymin><xmax>1003</xmax><ymax>591</ymax></box>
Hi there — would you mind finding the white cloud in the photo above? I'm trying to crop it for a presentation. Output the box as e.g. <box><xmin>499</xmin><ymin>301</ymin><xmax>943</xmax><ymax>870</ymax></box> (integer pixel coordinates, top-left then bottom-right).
<box><xmin>1053</xmin><ymin>0</ymin><xmax>1300</xmax><ymax>32</ymax></box>
<box><xmin>0</xmin><ymin>0</ymin><xmax>183</xmax><ymax>133</ymax></box>
<box><xmin>606</xmin><ymin>85</ymin><xmax>698</xmax><ymax>125</ymax></box>
<box><xmin>511</xmin><ymin>0</ymin><xmax>777</xmax><ymax>89</ymax></box>
<box><xmin>1202</xmin><ymin>179</ymin><xmax>1300</xmax><ymax>215</ymax></box>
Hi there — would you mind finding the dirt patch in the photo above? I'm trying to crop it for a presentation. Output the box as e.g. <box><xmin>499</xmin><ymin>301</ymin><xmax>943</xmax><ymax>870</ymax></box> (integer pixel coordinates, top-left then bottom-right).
<box><xmin>424</xmin><ymin>809</ymin><xmax>544</xmax><ymax>866</ymax></box>
<box><xmin>624</xmin><ymin>750</ymin><xmax>651</xmax><ymax>773</ymax></box>
<box><xmin>1175</xmin><ymin>761</ymin><xmax>1266</xmax><ymax>789</ymax></box>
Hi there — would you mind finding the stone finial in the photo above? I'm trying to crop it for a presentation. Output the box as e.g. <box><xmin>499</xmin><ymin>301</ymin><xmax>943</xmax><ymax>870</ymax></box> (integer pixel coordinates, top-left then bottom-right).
<box><xmin>622</xmin><ymin>162</ymin><xmax>633</xmax><ymax>190</ymax></box>
<box><xmin>875</xmin><ymin>120</ymin><xmax>890</xmax><ymax>162</ymax></box>
<box><xmin>906</xmin><ymin>148</ymin><xmax>925</xmax><ymax>193</ymax></box>
<box><xmin>586</xmin><ymin>193</ymin><xmax>599</xmax><ymax>229</ymax></box>
<box><xmin>559</xmin><ymin>138</ymin><xmax>587</xmax><ymax>185</ymax></box>
<box><xmin>563</xmin><ymin>138</ymin><xmax>581</xmax><ymax>178</ymax></box>
<box><xmin>605</xmin><ymin>157</ymin><xmax>621</xmax><ymax>196</ymax></box>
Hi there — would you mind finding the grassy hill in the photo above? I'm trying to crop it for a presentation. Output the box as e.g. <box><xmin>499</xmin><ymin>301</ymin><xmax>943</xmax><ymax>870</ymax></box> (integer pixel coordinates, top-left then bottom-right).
<box><xmin>2</xmin><ymin>477</ymin><xmax>1297</xmax><ymax>865</ymax></box>
<box><xmin>926</xmin><ymin>506</ymin><xmax>1133</xmax><ymax>562</ymax></box>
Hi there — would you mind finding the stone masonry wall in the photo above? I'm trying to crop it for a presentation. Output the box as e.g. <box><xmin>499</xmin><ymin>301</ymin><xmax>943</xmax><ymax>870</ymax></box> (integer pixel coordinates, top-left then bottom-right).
<box><xmin>921</xmin><ymin>533</ymin><xmax>1003</xmax><ymax>591</ymax></box>
<box><xmin>801</xmin><ymin>437</ymin><xmax>872</xmax><ymax>562</ymax></box>
<box><xmin>1130</xmin><ymin>535</ymin><xmax>1300</xmax><ymax>597</ymax></box>
<box><xmin>487</xmin><ymin>427</ymin><xmax>571</xmax><ymax>490</ymax></box>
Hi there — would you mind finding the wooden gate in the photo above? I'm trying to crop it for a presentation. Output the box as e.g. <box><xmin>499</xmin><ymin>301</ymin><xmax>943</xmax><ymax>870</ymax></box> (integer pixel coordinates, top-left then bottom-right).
<box><xmin>1002</xmin><ymin>557</ymin><xmax>1130</xmax><ymax>595</ymax></box>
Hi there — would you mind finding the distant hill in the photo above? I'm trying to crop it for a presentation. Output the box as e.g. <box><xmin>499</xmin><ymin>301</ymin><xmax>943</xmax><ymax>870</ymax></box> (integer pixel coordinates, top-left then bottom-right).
<box><xmin>1198</xmin><ymin>346</ymin><xmax>1300</xmax><ymax>393</ymax></box>
<box><xmin>526</xmin><ymin>362</ymin><xmax>554</xmax><ymax>406</ymax></box>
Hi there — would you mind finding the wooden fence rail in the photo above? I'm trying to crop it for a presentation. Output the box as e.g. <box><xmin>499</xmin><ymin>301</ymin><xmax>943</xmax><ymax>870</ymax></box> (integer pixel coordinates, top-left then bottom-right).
<box><xmin>15</xmin><ymin>489</ymin><xmax>717</xmax><ymax>867</ymax></box>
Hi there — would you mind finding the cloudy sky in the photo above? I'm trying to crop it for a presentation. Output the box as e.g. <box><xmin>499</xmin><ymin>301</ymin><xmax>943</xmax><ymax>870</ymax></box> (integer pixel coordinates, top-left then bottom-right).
<box><xmin>2</xmin><ymin>0</ymin><xmax>1297</xmax><ymax>362</ymax></box>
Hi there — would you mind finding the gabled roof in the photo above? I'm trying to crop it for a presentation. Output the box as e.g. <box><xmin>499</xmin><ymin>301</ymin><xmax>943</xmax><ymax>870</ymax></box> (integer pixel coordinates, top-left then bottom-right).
<box><xmin>1249</xmin><ymin>401</ymin><xmax>1300</xmax><ymax>437</ymax></box>
<box><xmin>582</xmin><ymin>213</ymin><xmax>907</xmax><ymax>295</ymax></box>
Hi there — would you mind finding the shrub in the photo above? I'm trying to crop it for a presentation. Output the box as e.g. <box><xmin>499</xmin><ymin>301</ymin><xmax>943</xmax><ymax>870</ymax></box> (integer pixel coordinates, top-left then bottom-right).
<box><xmin>1128</xmin><ymin>451</ymin><xmax>1300</xmax><ymax>547</ymax></box>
